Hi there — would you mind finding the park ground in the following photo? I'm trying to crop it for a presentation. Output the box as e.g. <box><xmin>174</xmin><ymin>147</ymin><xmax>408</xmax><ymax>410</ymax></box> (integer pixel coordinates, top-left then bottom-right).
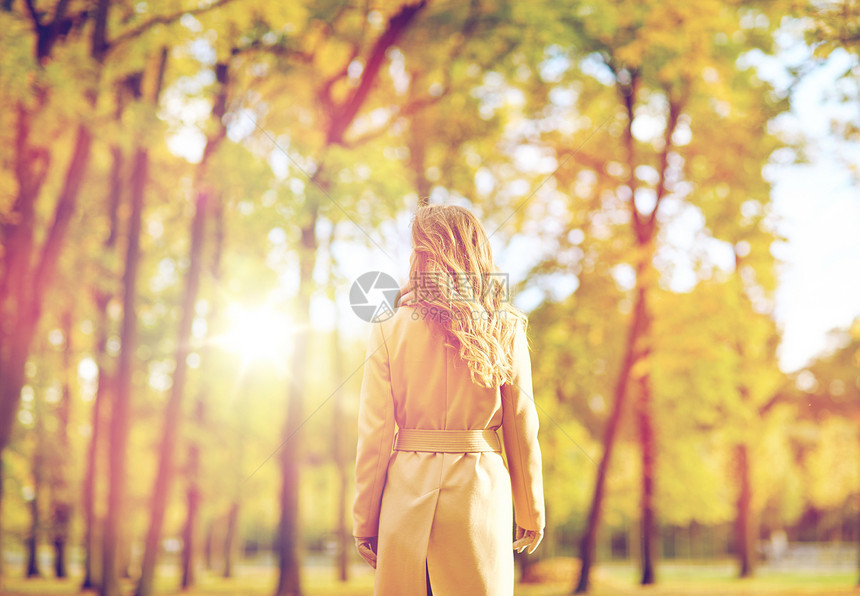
<box><xmin>0</xmin><ymin>561</ymin><xmax>857</xmax><ymax>596</ymax></box>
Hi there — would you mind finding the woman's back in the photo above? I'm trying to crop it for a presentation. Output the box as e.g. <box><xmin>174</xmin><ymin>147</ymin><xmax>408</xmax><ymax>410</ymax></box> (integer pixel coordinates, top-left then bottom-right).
<box><xmin>354</xmin><ymin>306</ymin><xmax>543</xmax><ymax>596</ymax></box>
<box><xmin>383</xmin><ymin>307</ymin><xmax>502</xmax><ymax>432</ymax></box>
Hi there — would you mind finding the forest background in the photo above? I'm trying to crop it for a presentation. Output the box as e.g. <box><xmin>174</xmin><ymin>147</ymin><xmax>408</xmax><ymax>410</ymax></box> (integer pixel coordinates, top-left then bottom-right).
<box><xmin>1</xmin><ymin>1</ymin><xmax>859</xmax><ymax>595</ymax></box>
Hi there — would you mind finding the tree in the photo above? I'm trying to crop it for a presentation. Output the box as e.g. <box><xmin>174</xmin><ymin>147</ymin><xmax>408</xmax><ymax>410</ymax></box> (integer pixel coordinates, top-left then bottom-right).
<box><xmin>239</xmin><ymin>3</ymin><xmax>429</xmax><ymax>593</ymax></box>
<box><xmin>101</xmin><ymin>47</ymin><xmax>169</xmax><ymax>596</ymax></box>
<box><xmin>135</xmin><ymin>51</ymin><xmax>232</xmax><ymax>596</ymax></box>
<box><xmin>80</xmin><ymin>81</ymin><xmax>128</xmax><ymax>591</ymax></box>
<box><xmin>50</xmin><ymin>308</ymin><xmax>74</xmax><ymax>578</ymax></box>
<box><xmin>0</xmin><ymin>1</ymin><xmax>233</xmax><ymax>582</ymax></box>
<box><xmin>791</xmin><ymin>318</ymin><xmax>860</xmax><ymax>582</ymax></box>
<box><xmin>483</xmin><ymin>0</ymin><xmax>791</xmax><ymax>590</ymax></box>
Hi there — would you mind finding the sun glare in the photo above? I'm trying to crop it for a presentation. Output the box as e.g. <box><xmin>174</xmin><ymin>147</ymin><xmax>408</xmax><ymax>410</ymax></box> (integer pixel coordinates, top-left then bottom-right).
<box><xmin>220</xmin><ymin>302</ymin><xmax>293</xmax><ymax>367</ymax></box>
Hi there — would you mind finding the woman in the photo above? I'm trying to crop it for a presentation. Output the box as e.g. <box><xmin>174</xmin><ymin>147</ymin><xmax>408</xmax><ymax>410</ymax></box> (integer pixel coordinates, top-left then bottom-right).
<box><xmin>353</xmin><ymin>204</ymin><xmax>545</xmax><ymax>595</ymax></box>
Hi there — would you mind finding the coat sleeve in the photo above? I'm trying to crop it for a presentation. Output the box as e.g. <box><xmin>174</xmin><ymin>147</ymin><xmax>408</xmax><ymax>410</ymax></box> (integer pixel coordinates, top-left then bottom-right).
<box><xmin>352</xmin><ymin>322</ymin><xmax>397</xmax><ymax>538</ymax></box>
<box><xmin>501</xmin><ymin>323</ymin><xmax>545</xmax><ymax>531</ymax></box>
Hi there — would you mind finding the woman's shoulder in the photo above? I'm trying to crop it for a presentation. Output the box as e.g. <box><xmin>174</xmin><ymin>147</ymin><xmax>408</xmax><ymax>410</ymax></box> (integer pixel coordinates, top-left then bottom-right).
<box><xmin>377</xmin><ymin>303</ymin><xmax>435</xmax><ymax>340</ymax></box>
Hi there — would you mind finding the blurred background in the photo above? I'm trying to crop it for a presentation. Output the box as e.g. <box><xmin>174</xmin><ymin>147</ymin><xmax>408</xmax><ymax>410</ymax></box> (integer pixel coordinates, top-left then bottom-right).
<box><xmin>0</xmin><ymin>1</ymin><xmax>859</xmax><ymax>595</ymax></box>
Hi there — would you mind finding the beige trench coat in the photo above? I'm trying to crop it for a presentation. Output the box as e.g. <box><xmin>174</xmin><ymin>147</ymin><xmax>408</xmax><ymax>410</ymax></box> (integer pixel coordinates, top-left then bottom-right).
<box><xmin>353</xmin><ymin>307</ymin><xmax>545</xmax><ymax>596</ymax></box>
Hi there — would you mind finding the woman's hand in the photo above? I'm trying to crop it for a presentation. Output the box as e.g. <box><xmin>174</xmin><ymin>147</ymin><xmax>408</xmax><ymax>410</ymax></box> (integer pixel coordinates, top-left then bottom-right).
<box><xmin>512</xmin><ymin>526</ymin><xmax>544</xmax><ymax>555</ymax></box>
<box><xmin>355</xmin><ymin>536</ymin><xmax>378</xmax><ymax>569</ymax></box>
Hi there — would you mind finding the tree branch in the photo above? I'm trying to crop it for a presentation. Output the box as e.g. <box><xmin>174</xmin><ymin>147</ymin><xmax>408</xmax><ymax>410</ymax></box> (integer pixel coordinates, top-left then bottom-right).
<box><xmin>91</xmin><ymin>0</ymin><xmax>110</xmax><ymax>62</ymax></box>
<box><xmin>326</xmin><ymin>0</ymin><xmax>427</xmax><ymax>145</ymax></box>
<box><xmin>46</xmin><ymin>0</ymin><xmax>71</xmax><ymax>40</ymax></box>
<box><xmin>107</xmin><ymin>0</ymin><xmax>237</xmax><ymax>53</ymax></box>
<box><xmin>618</xmin><ymin>69</ymin><xmax>645</xmax><ymax>240</ymax></box>
<box><xmin>23</xmin><ymin>0</ymin><xmax>41</xmax><ymax>29</ymax></box>
<box><xmin>647</xmin><ymin>85</ymin><xmax>687</xmax><ymax>229</ymax></box>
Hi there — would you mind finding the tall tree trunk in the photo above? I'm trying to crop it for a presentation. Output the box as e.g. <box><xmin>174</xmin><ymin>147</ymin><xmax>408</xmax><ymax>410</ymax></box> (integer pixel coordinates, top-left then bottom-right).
<box><xmin>180</xmin><ymin>398</ymin><xmax>205</xmax><ymax>589</ymax></box>
<box><xmin>205</xmin><ymin>521</ymin><xmax>215</xmax><ymax>571</ymax></box>
<box><xmin>3</xmin><ymin>116</ymin><xmax>94</xmax><ymax>451</ymax></box>
<box><xmin>269</xmin><ymin>7</ymin><xmax>427</xmax><ymax>593</ymax></box>
<box><xmin>136</xmin><ymin>189</ymin><xmax>210</xmax><ymax>596</ymax></box>
<box><xmin>0</xmin><ymin>0</ymin><xmax>106</xmax><ymax>472</ymax></box>
<box><xmin>199</xmin><ymin>198</ymin><xmax>225</xmax><ymax>586</ymax></box>
<box><xmin>27</xmin><ymin>386</ymin><xmax>44</xmax><ymax>578</ymax></box>
<box><xmin>100</xmin><ymin>141</ymin><xmax>146</xmax><ymax>596</ymax></box>
<box><xmin>0</xmin><ymin>101</ymin><xmax>51</xmax><ymax>459</ymax></box>
<box><xmin>101</xmin><ymin>48</ymin><xmax>166</xmax><ymax>588</ymax></box>
<box><xmin>181</xmin><ymin>61</ymin><xmax>229</xmax><ymax>589</ymax></box>
<box><xmin>81</xmin><ymin>365</ymin><xmax>106</xmax><ymax>590</ymax></box>
<box><xmin>51</xmin><ymin>309</ymin><xmax>74</xmax><ymax>578</ymax></box>
<box><xmin>26</xmin><ymin>483</ymin><xmax>41</xmax><ymax>577</ymax></box>
<box><xmin>574</xmin><ymin>269</ymin><xmax>648</xmax><ymax>593</ymax></box>
<box><xmin>635</xmin><ymin>298</ymin><xmax>656</xmax><ymax>585</ymax></box>
<box><xmin>732</xmin><ymin>247</ymin><xmax>757</xmax><ymax>580</ymax></box>
<box><xmin>82</xmin><ymin>142</ymin><xmax>124</xmax><ymax>590</ymax></box>
<box><xmin>1</xmin><ymin>107</ymin><xmax>93</xmax><ymax>585</ymax></box>
<box><xmin>223</xmin><ymin>502</ymin><xmax>239</xmax><ymax>579</ymax></box>
<box><xmin>406</xmin><ymin>69</ymin><xmax>432</xmax><ymax>205</ymax></box>
<box><xmin>138</xmin><ymin>56</ymin><xmax>227</xmax><ymax>596</ymax></box>
<box><xmin>735</xmin><ymin>442</ymin><xmax>754</xmax><ymax>577</ymax></box>
<box><xmin>331</xmin><ymin>320</ymin><xmax>349</xmax><ymax>582</ymax></box>
<box><xmin>631</xmin><ymin>235</ymin><xmax>657</xmax><ymax>586</ymax></box>
<box><xmin>275</xmin><ymin>207</ymin><xmax>318</xmax><ymax>596</ymax></box>
<box><xmin>574</xmin><ymin>69</ymin><xmax>681</xmax><ymax>591</ymax></box>
<box><xmin>102</xmin><ymin>48</ymin><xmax>168</xmax><ymax>595</ymax></box>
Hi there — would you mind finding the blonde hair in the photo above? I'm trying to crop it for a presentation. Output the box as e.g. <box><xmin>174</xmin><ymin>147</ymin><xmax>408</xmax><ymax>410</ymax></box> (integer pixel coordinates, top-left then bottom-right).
<box><xmin>408</xmin><ymin>204</ymin><xmax>526</xmax><ymax>388</ymax></box>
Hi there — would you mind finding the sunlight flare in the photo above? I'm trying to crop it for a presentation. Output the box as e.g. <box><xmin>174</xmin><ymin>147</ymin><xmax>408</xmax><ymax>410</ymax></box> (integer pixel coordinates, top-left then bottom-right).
<box><xmin>219</xmin><ymin>302</ymin><xmax>294</xmax><ymax>366</ymax></box>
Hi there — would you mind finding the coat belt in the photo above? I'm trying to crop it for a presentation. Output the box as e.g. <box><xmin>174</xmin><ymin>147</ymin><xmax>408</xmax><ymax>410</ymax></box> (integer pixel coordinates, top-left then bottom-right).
<box><xmin>393</xmin><ymin>429</ymin><xmax>501</xmax><ymax>453</ymax></box>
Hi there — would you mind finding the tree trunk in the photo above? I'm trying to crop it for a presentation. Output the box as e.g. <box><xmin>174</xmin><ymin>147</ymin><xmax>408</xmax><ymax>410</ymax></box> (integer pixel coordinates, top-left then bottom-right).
<box><xmin>205</xmin><ymin>520</ymin><xmax>215</xmax><ymax>571</ymax></box>
<box><xmin>4</xmin><ymin>114</ymin><xmax>93</xmax><ymax>450</ymax></box>
<box><xmin>574</xmin><ymin>274</ymin><xmax>648</xmax><ymax>593</ymax></box>
<box><xmin>181</xmin><ymin>400</ymin><xmax>204</xmax><ymax>590</ymax></box>
<box><xmin>136</xmin><ymin>188</ymin><xmax>210</xmax><ymax>596</ymax></box>
<box><xmin>180</xmin><ymin>61</ymin><xmax>229</xmax><ymax>590</ymax></box>
<box><xmin>275</xmin><ymin>209</ymin><xmax>317</xmax><ymax>596</ymax></box>
<box><xmin>137</xmin><ymin>52</ymin><xmax>227</xmax><ymax>589</ymax></box>
<box><xmin>0</xmin><ymin>101</ymin><xmax>51</xmax><ymax>458</ymax></box>
<box><xmin>200</xmin><ymin>195</ymin><xmax>225</xmax><ymax>585</ymax></box>
<box><xmin>735</xmin><ymin>442</ymin><xmax>754</xmax><ymax>578</ymax></box>
<box><xmin>1</xmin><ymin>114</ymin><xmax>93</xmax><ymax>582</ymax></box>
<box><xmin>82</xmin><ymin>142</ymin><xmax>123</xmax><ymax>591</ymax></box>
<box><xmin>100</xmin><ymin>141</ymin><xmax>147</xmax><ymax>596</ymax></box>
<box><xmin>26</xmin><ymin>484</ymin><xmax>41</xmax><ymax>577</ymax></box>
<box><xmin>81</xmin><ymin>365</ymin><xmax>104</xmax><ymax>590</ymax></box>
<box><xmin>51</xmin><ymin>308</ymin><xmax>73</xmax><ymax>578</ymax></box>
<box><xmin>0</xmin><ymin>0</ymin><xmax>106</xmax><ymax>471</ymax></box>
<box><xmin>27</xmin><ymin>389</ymin><xmax>44</xmax><ymax>578</ymax></box>
<box><xmin>331</xmin><ymin>323</ymin><xmax>349</xmax><ymax>582</ymax></box>
<box><xmin>630</xmin><ymin>259</ymin><xmax>657</xmax><ymax>586</ymax></box>
<box><xmin>636</xmin><ymin>337</ymin><xmax>656</xmax><ymax>585</ymax></box>
<box><xmin>270</xmin><ymin>6</ymin><xmax>426</xmax><ymax>592</ymax></box>
<box><xmin>406</xmin><ymin>70</ymin><xmax>432</xmax><ymax>205</ymax></box>
<box><xmin>223</xmin><ymin>502</ymin><xmax>239</xmax><ymax>579</ymax></box>
<box><xmin>575</xmin><ymin>67</ymin><xmax>681</xmax><ymax>591</ymax></box>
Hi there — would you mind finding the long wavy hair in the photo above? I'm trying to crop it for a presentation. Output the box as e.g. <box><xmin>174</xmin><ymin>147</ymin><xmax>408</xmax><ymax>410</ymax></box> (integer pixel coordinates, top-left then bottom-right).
<box><xmin>408</xmin><ymin>204</ymin><xmax>526</xmax><ymax>388</ymax></box>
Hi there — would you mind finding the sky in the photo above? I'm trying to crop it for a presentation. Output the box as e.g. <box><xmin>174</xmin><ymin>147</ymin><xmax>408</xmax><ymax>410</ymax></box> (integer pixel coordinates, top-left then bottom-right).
<box><xmin>756</xmin><ymin>42</ymin><xmax>860</xmax><ymax>372</ymax></box>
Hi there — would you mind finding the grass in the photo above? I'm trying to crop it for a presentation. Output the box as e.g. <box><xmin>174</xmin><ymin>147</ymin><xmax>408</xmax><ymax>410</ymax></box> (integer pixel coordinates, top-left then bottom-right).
<box><xmin>0</xmin><ymin>562</ymin><xmax>856</xmax><ymax>596</ymax></box>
